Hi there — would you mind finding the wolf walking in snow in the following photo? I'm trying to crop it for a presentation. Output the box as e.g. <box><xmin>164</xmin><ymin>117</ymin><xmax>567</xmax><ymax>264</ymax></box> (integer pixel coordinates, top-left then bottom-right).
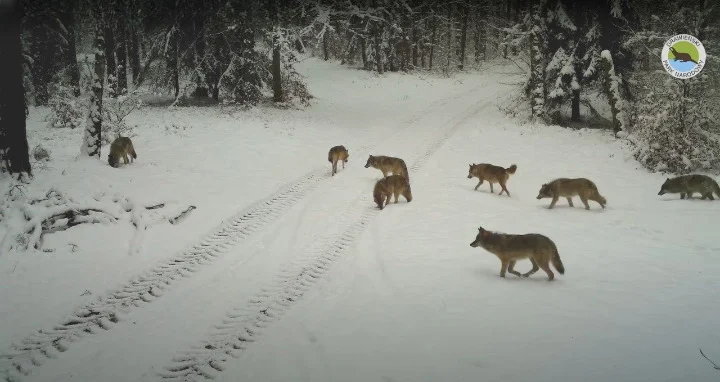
<box><xmin>536</xmin><ymin>178</ymin><xmax>606</xmax><ymax>210</ymax></box>
<box><xmin>108</xmin><ymin>137</ymin><xmax>137</xmax><ymax>168</ymax></box>
<box><xmin>467</xmin><ymin>163</ymin><xmax>517</xmax><ymax>196</ymax></box>
<box><xmin>365</xmin><ymin>155</ymin><xmax>409</xmax><ymax>180</ymax></box>
<box><xmin>657</xmin><ymin>174</ymin><xmax>720</xmax><ymax>200</ymax></box>
<box><xmin>470</xmin><ymin>226</ymin><xmax>565</xmax><ymax>281</ymax></box>
<box><xmin>373</xmin><ymin>174</ymin><xmax>412</xmax><ymax>210</ymax></box>
<box><xmin>328</xmin><ymin>145</ymin><xmax>349</xmax><ymax>176</ymax></box>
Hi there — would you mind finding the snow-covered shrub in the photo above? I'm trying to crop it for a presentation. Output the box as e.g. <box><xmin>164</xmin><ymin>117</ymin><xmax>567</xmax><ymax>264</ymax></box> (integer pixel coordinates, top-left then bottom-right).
<box><xmin>101</xmin><ymin>91</ymin><xmax>143</xmax><ymax>145</ymax></box>
<box><xmin>630</xmin><ymin>73</ymin><xmax>720</xmax><ymax>174</ymax></box>
<box><xmin>46</xmin><ymin>83</ymin><xmax>85</xmax><ymax>129</ymax></box>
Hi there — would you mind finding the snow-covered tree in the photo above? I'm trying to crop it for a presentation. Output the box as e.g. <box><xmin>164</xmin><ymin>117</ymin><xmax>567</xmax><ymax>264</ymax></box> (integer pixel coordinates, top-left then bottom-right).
<box><xmin>82</xmin><ymin>3</ymin><xmax>105</xmax><ymax>158</ymax></box>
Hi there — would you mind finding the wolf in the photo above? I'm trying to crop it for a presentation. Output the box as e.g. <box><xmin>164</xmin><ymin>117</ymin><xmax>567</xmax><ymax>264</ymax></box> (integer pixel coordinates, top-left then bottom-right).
<box><xmin>328</xmin><ymin>145</ymin><xmax>349</xmax><ymax>176</ymax></box>
<box><xmin>108</xmin><ymin>137</ymin><xmax>137</xmax><ymax>168</ymax></box>
<box><xmin>467</xmin><ymin>163</ymin><xmax>518</xmax><ymax>196</ymax></box>
<box><xmin>365</xmin><ymin>155</ymin><xmax>409</xmax><ymax>180</ymax></box>
<box><xmin>470</xmin><ymin>226</ymin><xmax>565</xmax><ymax>281</ymax></box>
<box><xmin>536</xmin><ymin>178</ymin><xmax>606</xmax><ymax>210</ymax></box>
<box><xmin>373</xmin><ymin>174</ymin><xmax>412</xmax><ymax>210</ymax></box>
<box><xmin>657</xmin><ymin>174</ymin><xmax>720</xmax><ymax>200</ymax></box>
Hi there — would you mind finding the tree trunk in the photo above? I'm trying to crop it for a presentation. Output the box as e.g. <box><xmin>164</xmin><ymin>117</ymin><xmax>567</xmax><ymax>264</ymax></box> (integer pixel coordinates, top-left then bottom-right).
<box><xmin>104</xmin><ymin>22</ymin><xmax>118</xmax><ymax>97</ymax></box>
<box><xmin>361</xmin><ymin>37</ymin><xmax>368</xmax><ymax>69</ymax></box>
<box><xmin>446</xmin><ymin>4</ymin><xmax>454</xmax><ymax>72</ymax></box>
<box><xmin>429</xmin><ymin>13</ymin><xmax>436</xmax><ymax>69</ymax></box>
<box><xmin>458</xmin><ymin>4</ymin><xmax>469</xmax><ymax>69</ymax></box>
<box><xmin>272</xmin><ymin>32</ymin><xmax>283</xmax><ymax>102</ymax></box>
<box><xmin>192</xmin><ymin>11</ymin><xmax>208</xmax><ymax>98</ymax></box>
<box><xmin>166</xmin><ymin>25</ymin><xmax>180</xmax><ymax>99</ymax></box>
<box><xmin>503</xmin><ymin>0</ymin><xmax>511</xmax><ymax>58</ymax></box>
<box><xmin>60</xmin><ymin>0</ymin><xmax>81</xmax><ymax>97</ymax></box>
<box><xmin>373</xmin><ymin>24</ymin><xmax>384</xmax><ymax>74</ymax></box>
<box><xmin>115</xmin><ymin>0</ymin><xmax>128</xmax><ymax>96</ymax></box>
<box><xmin>129</xmin><ymin>29</ymin><xmax>141</xmax><ymax>84</ymax></box>
<box><xmin>411</xmin><ymin>14</ymin><xmax>419</xmax><ymax>67</ymax></box>
<box><xmin>570</xmin><ymin>0</ymin><xmax>584</xmax><ymax>122</ymax></box>
<box><xmin>28</xmin><ymin>21</ymin><xmax>53</xmax><ymax>105</ymax></box>
<box><xmin>474</xmin><ymin>2</ymin><xmax>487</xmax><ymax>62</ymax></box>
<box><xmin>83</xmin><ymin>2</ymin><xmax>105</xmax><ymax>158</ymax></box>
<box><xmin>323</xmin><ymin>29</ymin><xmax>329</xmax><ymax>60</ymax></box>
<box><xmin>528</xmin><ymin>3</ymin><xmax>545</xmax><ymax>121</ymax></box>
<box><xmin>0</xmin><ymin>0</ymin><xmax>32</xmax><ymax>176</ymax></box>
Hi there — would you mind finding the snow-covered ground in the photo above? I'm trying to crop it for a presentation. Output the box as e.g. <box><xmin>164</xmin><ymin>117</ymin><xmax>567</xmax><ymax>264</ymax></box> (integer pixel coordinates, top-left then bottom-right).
<box><xmin>1</xmin><ymin>58</ymin><xmax>719</xmax><ymax>382</ymax></box>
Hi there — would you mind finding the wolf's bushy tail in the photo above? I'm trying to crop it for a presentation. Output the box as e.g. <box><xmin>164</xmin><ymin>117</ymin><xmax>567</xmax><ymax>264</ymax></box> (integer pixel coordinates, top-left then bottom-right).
<box><xmin>713</xmin><ymin>179</ymin><xmax>720</xmax><ymax>198</ymax></box>
<box><xmin>551</xmin><ymin>246</ymin><xmax>565</xmax><ymax>274</ymax></box>
<box><xmin>400</xmin><ymin>159</ymin><xmax>409</xmax><ymax>182</ymax></box>
<box><xmin>328</xmin><ymin>152</ymin><xmax>333</xmax><ymax>163</ymax></box>
<box><xmin>506</xmin><ymin>164</ymin><xmax>517</xmax><ymax>174</ymax></box>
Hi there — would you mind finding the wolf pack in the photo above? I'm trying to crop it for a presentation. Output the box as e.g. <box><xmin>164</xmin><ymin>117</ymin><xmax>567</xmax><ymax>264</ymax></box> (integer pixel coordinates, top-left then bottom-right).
<box><xmin>103</xmin><ymin>137</ymin><xmax>720</xmax><ymax>282</ymax></box>
<box><xmin>328</xmin><ymin>144</ymin><xmax>720</xmax><ymax>282</ymax></box>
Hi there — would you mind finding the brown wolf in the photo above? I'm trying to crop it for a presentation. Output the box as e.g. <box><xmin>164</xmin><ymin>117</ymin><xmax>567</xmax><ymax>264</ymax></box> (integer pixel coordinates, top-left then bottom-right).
<box><xmin>365</xmin><ymin>155</ymin><xmax>409</xmax><ymax>181</ymax></box>
<box><xmin>658</xmin><ymin>174</ymin><xmax>720</xmax><ymax>200</ymax></box>
<box><xmin>470</xmin><ymin>226</ymin><xmax>565</xmax><ymax>281</ymax></box>
<box><xmin>328</xmin><ymin>145</ymin><xmax>349</xmax><ymax>176</ymax></box>
<box><xmin>467</xmin><ymin>163</ymin><xmax>517</xmax><ymax>196</ymax></box>
<box><xmin>373</xmin><ymin>175</ymin><xmax>412</xmax><ymax>210</ymax></box>
<box><xmin>536</xmin><ymin>178</ymin><xmax>607</xmax><ymax>210</ymax></box>
<box><xmin>108</xmin><ymin>137</ymin><xmax>137</xmax><ymax>168</ymax></box>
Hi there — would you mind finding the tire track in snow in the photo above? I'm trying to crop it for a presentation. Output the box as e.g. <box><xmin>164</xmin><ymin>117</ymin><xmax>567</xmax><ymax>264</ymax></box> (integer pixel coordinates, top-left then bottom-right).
<box><xmin>0</xmin><ymin>88</ymin><xmax>478</xmax><ymax>382</ymax></box>
<box><xmin>155</xmin><ymin>97</ymin><xmax>488</xmax><ymax>382</ymax></box>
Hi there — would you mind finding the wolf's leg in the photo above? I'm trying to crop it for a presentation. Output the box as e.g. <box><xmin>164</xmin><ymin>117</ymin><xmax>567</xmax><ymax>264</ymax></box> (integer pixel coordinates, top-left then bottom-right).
<box><xmin>522</xmin><ymin>259</ymin><xmax>540</xmax><ymax>277</ymax></box>
<box><xmin>565</xmin><ymin>197</ymin><xmax>574</xmax><ymax>207</ymax></box>
<box><xmin>474</xmin><ymin>179</ymin><xmax>483</xmax><ymax>191</ymax></box>
<box><xmin>507</xmin><ymin>260</ymin><xmax>522</xmax><ymax>277</ymax></box>
<box><xmin>489</xmin><ymin>183</ymin><xmax>494</xmax><ymax>193</ymax></box>
<box><xmin>123</xmin><ymin>154</ymin><xmax>129</xmax><ymax>164</ymax></box>
<box><xmin>580</xmin><ymin>195</ymin><xmax>591</xmax><ymax>210</ymax></box>
<box><xmin>548</xmin><ymin>196</ymin><xmax>559</xmax><ymax>209</ymax></box>
<box><xmin>538</xmin><ymin>261</ymin><xmax>555</xmax><ymax>281</ymax></box>
<box><xmin>500</xmin><ymin>182</ymin><xmax>511</xmax><ymax>197</ymax></box>
<box><xmin>393</xmin><ymin>191</ymin><xmax>400</xmax><ymax>203</ymax></box>
<box><xmin>499</xmin><ymin>259</ymin><xmax>508</xmax><ymax>278</ymax></box>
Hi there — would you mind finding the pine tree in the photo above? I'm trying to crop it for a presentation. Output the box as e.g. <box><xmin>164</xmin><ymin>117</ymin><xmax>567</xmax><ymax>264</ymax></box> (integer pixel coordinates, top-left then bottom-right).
<box><xmin>82</xmin><ymin>2</ymin><xmax>106</xmax><ymax>158</ymax></box>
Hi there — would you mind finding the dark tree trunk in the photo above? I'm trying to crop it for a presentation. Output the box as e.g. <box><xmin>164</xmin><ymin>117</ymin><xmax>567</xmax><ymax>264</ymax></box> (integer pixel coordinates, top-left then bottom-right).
<box><xmin>475</xmin><ymin>1</ymin><xmax>487</xmax><ymax>62</ymax></box>
<box><xmin>192</xmin><ymin>11</ymin><xmax>208</xmax><ymax>98</ymax></box>
<box><xmin>411</xmin><ymin>14</ymin><xmax>419</xmax><ymax>67</ymax></box>
<box><xmin>323</xmin><ymin>29</ymin><xmax>329</xmax><ymax>60</ymax></box>
<box><xmin>129</xmin><ymin>28</ymin><xmax>141</xmax><ymax>84</ymax></box>
<box><xmin>429</xmin><ymin>13</ymin><xmax>436</xmax><ymax>69</ymax></box>
<box><xmin>60</xmin><ymin>0</ymin><xmax>81</xmax><ymax>97</ymax></box>
<box><xmin>272</xmin><ymin>33</ymin><xmax>282</xmax><ymax>102</ymax></box>
<box><xmin>373</xmin><ymin>24</ymin><xmax>383</xmax><ymax>74</ymax></box>
<box><xmin>104</xmin><ymin>22</ymin><xmax>118</xmax><ymax>97</ymax></box>
<box><xmin>458</xmin><ymin>4</ymin><xmax>469</xmax><ymax>69</ymax></box>
<box><xmin>84</xmin><ymin>2</ymin><xmax>105</xmax><ymax>158</ymax></box>
<box><xmin>28</xmin><ymin>22</ymin><xmax>53</xmax><ymax>105</ymax></box>
<box><xmin>503</xmin><ymin>0</ymin><xmax>511</xmax><ymax>58</ymax></box>
<box><xmin>361</xmin><ymin>37</ymin><xmax>368</xmax><ymax>69</ymax></box>
<box><xmin>166</xmin><ymin>25</ymin><xmax>179</xmax><ymax>99</ymax></box>
<box><xmin>0</xmin><ymin>0</ymin><xmax>32</xmax><ymax>176</ymax></box>
<box><xmin>570</xmin><ymin>0</ymin><xmax>584</xmax><ymax>122</ymax></box>
<box><xmin>115</xmin><ymin>0</ymin><xmax>128</xmax><ymax>96</ymax></box>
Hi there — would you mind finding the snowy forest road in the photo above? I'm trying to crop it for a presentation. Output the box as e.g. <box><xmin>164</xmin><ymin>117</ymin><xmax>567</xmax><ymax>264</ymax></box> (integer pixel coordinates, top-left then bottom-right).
<box><xmin>0</xmin><ymin>79</ymin><xmax>495</xmax><ymax>382</ymax></box>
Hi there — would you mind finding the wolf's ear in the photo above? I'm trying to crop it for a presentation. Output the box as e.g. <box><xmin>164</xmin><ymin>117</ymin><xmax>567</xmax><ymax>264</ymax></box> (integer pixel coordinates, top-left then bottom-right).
<box><xmin>478</xmin><ymin>227</ymin><xmax>482</xmax><ymax>232</ymax></box>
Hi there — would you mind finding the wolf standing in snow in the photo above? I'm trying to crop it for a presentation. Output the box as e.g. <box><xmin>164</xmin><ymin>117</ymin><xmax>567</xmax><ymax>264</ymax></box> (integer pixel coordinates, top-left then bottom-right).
<box><xmin>328</xmin><ymin>145</ymin><xmax>349</xmax><ymax>176</ymax></box>
<box><xmin>108</xmin><ymin>137</ymin><xmax>137</xmax><ymax>168</ymax></box>
<box><xmin>373</xmin><ymin>174</ymin><xmax>412</xmax><ymax>210</ymax></box>
<box><xmin>536</xmin><ymin>178</ymin><xmax>607</xmax><ymax>210</ymax></box>
<box><xmin>365</xmin><ymin>155</ymin><xmax>409</xmax><ymax>180</ymax></box>
<box><xmin>470</xmin><ymin>226</ymin><xmax>565</xmax><ymax>281</ymax></box>
<box><xmin>467</xmin><ymin>163</ymin><xmax>517</xmax><ymax>196</ymax></box>
<box><xmin>657</xmin><ymin>174</ymin><xmax>720</xmax><ymax>200</ymax></box>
